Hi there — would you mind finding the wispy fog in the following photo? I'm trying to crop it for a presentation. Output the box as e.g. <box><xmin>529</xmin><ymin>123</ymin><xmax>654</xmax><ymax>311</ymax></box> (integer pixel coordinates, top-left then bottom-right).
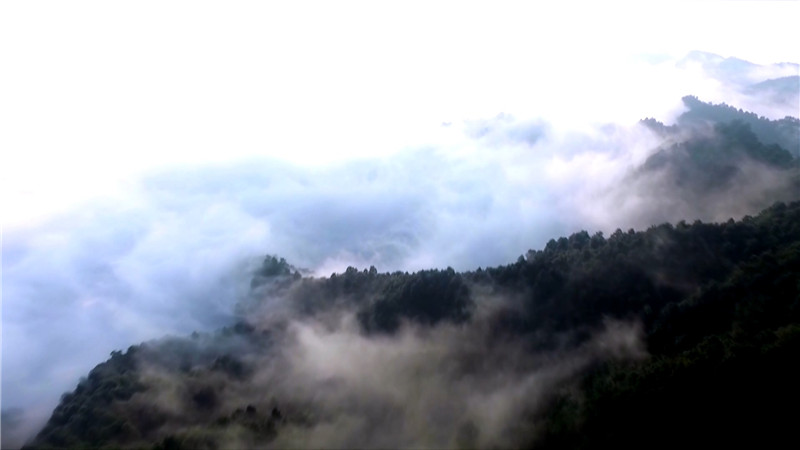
<box><xmin>2</xmin><ymin>97</ymin><xmax>793</xmax><ymax>446</ymax></box>
<box><xmin>121</xmin><ymin>311</ymin><xmax>645</xmax><ymax>449</ymax></box>
<box><xmin>3</xmin><ymin>2</ymin><xmax>799</xmax><ymax>447</ymax></box>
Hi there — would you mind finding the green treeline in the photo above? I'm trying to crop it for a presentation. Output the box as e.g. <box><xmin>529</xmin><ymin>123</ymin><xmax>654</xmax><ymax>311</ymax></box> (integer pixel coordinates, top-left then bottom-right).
<box><xmin>27</xmin><ymin>201</ymin><xmax>800</xmax><ymax>449</ymax></box>
<box><xmin>25</xmin><ymin>96</ymin><xmax>800</xmax><ymax>448</ymax></box>
<box><xmin>672</xmin><ymin>95</ymin><xmax>799</xmax><ymax>156</ymax></box>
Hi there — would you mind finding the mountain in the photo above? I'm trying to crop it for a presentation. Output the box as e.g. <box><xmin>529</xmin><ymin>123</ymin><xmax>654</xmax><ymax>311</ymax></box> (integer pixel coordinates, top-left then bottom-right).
<box><xmin>674</xmin><ymin>95</ymin><xmax>800</xmax><ymax>156</ymax></box>
<box><xmin>676</xmin><ymin>50</ymin><xmax>799</xmax><ymax>87</ymax></box>
<box><xmin>674</xmin><ymin>51</ymin><xmax>799</xmax><ymax>119</ymax></box>
<box><xmin>536</xmin><ymin>203</ymin><xmax>800</xmax><ymax>449</ymax></box>
<box><xmin>744</xmin><ymin>75</ymin><xmax>800</xmax><ymax>112</ymax></box>
<box><xmin>21</xmin><ymin>93</ymin><xmax>800</xmax><ymax>449</ymax></box>
<box><xmin>641</xmin><ymin>115</ymin><xmax>797</xmax><ymax>194</ymax></box>
<box><xmin>630</xmin><ymin>96</ymin><xmax>800</xmax><ymax>228</ymax></box>
<box><xmin>26</xmin><ymin>200</ymin><xmax>800</xmax><ymax>449</ymax></box>
<box><xmin>572</xmin><ymin>95</ymin><xmax>797</xmax><ymax>233</ymax></box>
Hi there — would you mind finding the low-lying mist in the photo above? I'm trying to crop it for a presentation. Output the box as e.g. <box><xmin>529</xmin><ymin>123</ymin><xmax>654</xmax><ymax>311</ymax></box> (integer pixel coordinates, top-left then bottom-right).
<box><xmin>3</xmin><ymin>51</ymin><xmax>799</xmax><ymax>448</ymax></box>
<box><xmin>119</xmin><ymin>304</ymin><xmax>646</xmax><ymax>449</ymax></box>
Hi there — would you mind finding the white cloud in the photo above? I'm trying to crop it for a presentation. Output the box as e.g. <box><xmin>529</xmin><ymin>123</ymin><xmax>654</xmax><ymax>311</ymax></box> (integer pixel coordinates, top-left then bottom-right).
<box><xmin>2</xmin><ymin>1</ymin><xmax>799</xmax><ymax>447</ymax></box>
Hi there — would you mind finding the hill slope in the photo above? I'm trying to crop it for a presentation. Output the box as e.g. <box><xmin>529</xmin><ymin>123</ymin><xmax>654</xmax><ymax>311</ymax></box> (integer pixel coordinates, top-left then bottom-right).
<box><xmin>676</xmin><ymin>95</ymin><xmax>800</xmax><ymax>156</ymax></box>
<box><xmin>27</xmin><ymin>201</ymin><xmax>800</xmax><ymax>449</ymax></box>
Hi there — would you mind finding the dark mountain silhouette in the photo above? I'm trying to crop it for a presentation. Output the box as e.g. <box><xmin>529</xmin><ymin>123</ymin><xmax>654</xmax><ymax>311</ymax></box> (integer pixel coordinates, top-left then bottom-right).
<box><xmin>21</xmin><ymin>95</ymin><xmax>800</xmax><ymax>449</ymax></box>
<box><xmin>25</xmin><ymin>200</ymin><xmax>800</xmax><ymax>449</ymax></box>
<box><xmin>628</xmin><ymin>96</ymin><xmax>799</xmax><ymax>227</ymax></box>
<box><xmin>673</xmin><ymin>95</ymin><xmax>799</xmax><ymax>156</ymax></box>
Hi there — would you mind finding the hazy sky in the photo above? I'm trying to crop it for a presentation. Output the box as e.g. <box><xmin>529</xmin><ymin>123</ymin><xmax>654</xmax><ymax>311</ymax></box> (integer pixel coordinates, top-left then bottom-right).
<box><xmin>2</xmin><ymin>1</ymin><xmax>799</xmax><ymax>227</ymax></box>
<box><xmin>2</xmin><ymin>1</ymin><xmax>799</xmax><ymax>447</ymax></box>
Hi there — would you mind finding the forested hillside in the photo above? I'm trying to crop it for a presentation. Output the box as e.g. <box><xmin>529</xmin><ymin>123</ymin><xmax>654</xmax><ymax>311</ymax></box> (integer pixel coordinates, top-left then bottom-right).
<box><xmin>6</xmin><ymin>5</ymin><xmax>799</xmax><ymax>448</ymax></box>
<box><xmin>676</xmin><ymin>95</ymin><xmax>800</xmax><ymax>156</ymax></box>
<box><xmin>630</xmin><ymin>96</ymin><xmax>799</xmax><ymax>226</ymax></box>
<box><xmin>20</xmin><ymin>90</ymin><xmax>800</xmax><ymax>449</ymax></box>
<box><xmin>27</xmin><ymin>201</ymin><xmax>800</xmax><ymax>449</ymax></box>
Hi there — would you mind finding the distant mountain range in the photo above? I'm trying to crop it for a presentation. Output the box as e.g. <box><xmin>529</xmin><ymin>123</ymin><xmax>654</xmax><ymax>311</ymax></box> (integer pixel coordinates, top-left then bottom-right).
<box><xmin>677</xmin><ymin>50</ymin><xmax>799</xmax><ymax>87</ymax></box>
<box><xmin>676</xmin><ymin>50</ymin><xmax>799</xmax><ymax>117</ymax></box>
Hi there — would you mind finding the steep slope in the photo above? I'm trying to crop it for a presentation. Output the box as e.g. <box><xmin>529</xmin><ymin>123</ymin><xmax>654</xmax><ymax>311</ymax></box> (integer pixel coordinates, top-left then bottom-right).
<box><xmin>642</xmin><ymin>119</ymin><xmax>796</xmax><ymax>190</ymax></box>
<box><xmin>629</xmin><ymin>97</ymin><xmax>800</xmax><ymax>226</ymax></box>
<box><xmin>538</xmin><ymin>204</ymin><xmax>800</xmax><ymax>449</ymax></box>
<box><xmin>675</xmin><ymin>95</ymin><xmax>800</xmax><ymax>156</ymax></box>
<box><xmin>26</xmin><ymin>201</ymin><xmax>800</xmax><ymax>449</ymax></box>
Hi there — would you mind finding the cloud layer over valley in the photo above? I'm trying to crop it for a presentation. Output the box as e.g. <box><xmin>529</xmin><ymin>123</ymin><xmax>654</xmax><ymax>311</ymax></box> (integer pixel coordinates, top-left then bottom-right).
<box><xmin>2</xmin><ymin>2</ymin><xmax>799</xmax><ymax>447</ymax></box>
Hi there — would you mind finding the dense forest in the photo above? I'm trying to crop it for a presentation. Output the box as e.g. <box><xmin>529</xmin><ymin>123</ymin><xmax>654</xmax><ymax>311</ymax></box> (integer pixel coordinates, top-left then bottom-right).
<box><xmin>24</xmin><ymin>96</ymin><xmax>800</xmax><ymax>449</ymax></box>
<box><xmin>630</xmin><ymin>96</ymin><xmax>799</xmax><ymax>226</ymax></box>
<box><xmin>26</xmin><ymin>201</ymin><xmax>800</xmax><ymax>449</ymax></box>
<box><xmin>677</xmin><ymin>95</ymin><xmax>799</xmax><ymax>156</ymax></box>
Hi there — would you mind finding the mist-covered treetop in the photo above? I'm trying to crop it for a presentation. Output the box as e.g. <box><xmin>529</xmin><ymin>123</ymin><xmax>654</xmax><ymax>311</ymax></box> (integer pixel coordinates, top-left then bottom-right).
<box><xmin>26</xmin><ymin>199</ymin><xmax>800</xmax><ymax>449</ymax></box>
<box><xmin>675</xmin><ymin>95</ymin><xmax>799</xmax><ymax>156</ymax></box>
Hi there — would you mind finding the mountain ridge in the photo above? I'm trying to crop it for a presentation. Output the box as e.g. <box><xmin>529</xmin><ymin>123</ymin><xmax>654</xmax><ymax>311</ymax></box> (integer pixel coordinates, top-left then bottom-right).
<box><xmin>26</xmin><ymin>199</ymin><xmax>800</xmax><ymax>449</ymax></box>
<box><xmin>20</xmin><ymin>93</ymin><xmax>800</xmax><ymax>449</ymax></box>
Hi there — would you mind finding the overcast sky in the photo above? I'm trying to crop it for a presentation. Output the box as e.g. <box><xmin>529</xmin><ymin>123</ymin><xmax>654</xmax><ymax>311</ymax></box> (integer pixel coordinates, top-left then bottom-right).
<box><xmin>2</xmin><ymin>1</ymin><xmax>799</xmax><ymax>447</ymax></box>
<box><xmin>2</xmin><ymin>1</ymin><xmax>799</xmax><ymax>228</ymax></box>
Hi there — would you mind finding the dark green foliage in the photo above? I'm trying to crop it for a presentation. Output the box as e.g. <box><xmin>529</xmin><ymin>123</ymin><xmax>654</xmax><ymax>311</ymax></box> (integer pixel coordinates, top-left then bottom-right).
<box><xmin>26</xmin><ymin>326</ymin><xmax>267</xmax><ymax>450</ymax></box>
<box><xmin>27</xmin><ymin>201</ymin><xmax>800</xmax><ymax>449</ymax></box>
<box><xmin>255</xmin><ymin>255</ymin><xmax>293</xmax><ymax>278</ymax></box>
<box><xmin>358</xmin><ymin>267</ymin><xmax>472</xmax><ymax>332</ymax></box>
<box><xmin>29</xmin><ymin>348</ymin><xmax>144</xmax><ymax>449</ymax></box>
<box><xmin>534</xmin><ymin>203</ymin><xmax>800</xmax><ymax>449</ymax></box>
<box><xmin>639</xmin><ymin>103</ymin><xmax>799</xmax><ymax>218</ymax></box>
<box><xmin>643</xmin><ymin>119</ymin><xmax>796</xmax><ymax>190</ymax></box>
<box><xmin>250</xmin><ymin>255</ymin><xmax>301</xmax><ymax>290</ymax></box>
<box><xmin>250</xmin><ymin>261</ymin><xmax>474</xmax><ymax>333</ymax></box>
